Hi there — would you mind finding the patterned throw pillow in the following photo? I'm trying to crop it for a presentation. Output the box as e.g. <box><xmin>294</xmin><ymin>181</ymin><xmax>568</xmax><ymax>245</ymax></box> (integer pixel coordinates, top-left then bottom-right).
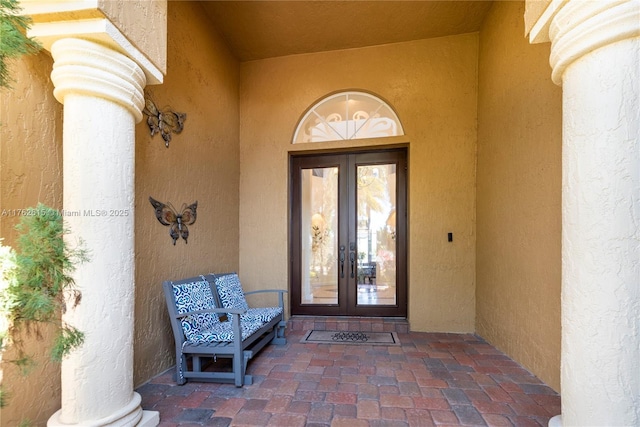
<box><xmin>172</xmin><ymin>280</ymin><xmax>220</xmax><ymax>342</ymax></box>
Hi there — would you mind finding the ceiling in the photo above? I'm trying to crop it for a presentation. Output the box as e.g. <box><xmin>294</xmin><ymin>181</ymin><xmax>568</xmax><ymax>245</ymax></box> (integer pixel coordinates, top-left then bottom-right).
<box><xmin>200</xmin><ymin>1</ymin><xmax>495</xmax><ymax>62</ymax></box>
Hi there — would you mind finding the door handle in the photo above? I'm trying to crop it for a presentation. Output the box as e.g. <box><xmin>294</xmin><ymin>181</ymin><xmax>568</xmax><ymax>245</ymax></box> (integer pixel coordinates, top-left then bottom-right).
<box><xmin>339</xmin><ymin>245</ymin><xmax>345</xmax><ymax>278</ymax></box>
<box><xmin>349</xmin><ymin>251</ymin><xmax>356</xmax><ymax>278</ymax></box>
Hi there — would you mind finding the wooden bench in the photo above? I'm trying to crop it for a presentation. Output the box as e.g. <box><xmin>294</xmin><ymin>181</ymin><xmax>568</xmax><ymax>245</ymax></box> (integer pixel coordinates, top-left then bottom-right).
<box><xmin>163</xmin><ymin>273</ymin><xmax>286</xmax><ymax>387</ymax></box>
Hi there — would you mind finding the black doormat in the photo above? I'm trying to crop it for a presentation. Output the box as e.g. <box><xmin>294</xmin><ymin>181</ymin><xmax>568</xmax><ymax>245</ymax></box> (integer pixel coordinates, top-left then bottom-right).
<box><xmin>301</xmin><ymin>330</ymin><xmax>400</xmax><ymax>346</ymax></box>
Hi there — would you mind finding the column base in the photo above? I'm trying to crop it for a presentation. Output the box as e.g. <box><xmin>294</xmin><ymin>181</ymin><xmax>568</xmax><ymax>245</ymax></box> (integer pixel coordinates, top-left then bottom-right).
<box><xmin>137</xmin><ymin>411</ymin><xmax>160</xmax><ymax>427</ymax></box>
<box><xmin>47</xmin><ymin>411</ymin><xmax>158</xmax><ymax>427</ymax></box>
<box><xmin>47</xmin><ymin>393</ymin><xmax>158</xmax><ymax>427</ymax></box>
<box><xmin>548</xmin><ymin>415</ymin><xmax>562</xmax><ymax>427</ymax></box>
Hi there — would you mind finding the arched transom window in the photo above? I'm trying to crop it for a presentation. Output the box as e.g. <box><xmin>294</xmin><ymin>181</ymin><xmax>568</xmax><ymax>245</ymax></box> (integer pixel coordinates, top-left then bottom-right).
<box><xmin>293</xmin><ymin>91</ymin><xmax>404</xmax><ymax>144</ymax></box>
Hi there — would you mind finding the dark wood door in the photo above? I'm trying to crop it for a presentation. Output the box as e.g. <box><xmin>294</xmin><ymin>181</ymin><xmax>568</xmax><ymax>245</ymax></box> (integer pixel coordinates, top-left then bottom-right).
<box><xmin>290</xmin><ymin>148</ymin><xmax>407</xmax><ymax>317</ymax></box>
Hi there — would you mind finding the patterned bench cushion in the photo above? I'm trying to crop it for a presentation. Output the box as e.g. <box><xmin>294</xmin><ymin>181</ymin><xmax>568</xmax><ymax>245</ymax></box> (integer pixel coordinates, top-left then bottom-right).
<box><xmin>214</xmin><ymin>273</ymin><xmax>283</xmax><ymax>324</ymax></box>
<box><xmin>173</xmin><ymin>278</ymin><xmax>267</xmax><ymax>344</ymax></box>
<box><xmin>172</xmin><ymin>279</ymin><xmax>221</xmax><ymax>342</ymax></box>
<box><xmin>214</xmin><ymin>273</ymin><xmax>249</xmax><ymax>311</ymax></box>
<box><xmin>185</xmin><ymin>317</ymin><xmax>265</xmax><ymax>344</ymax></box>
<box><xmin>242</xmin><ymin>307</ymin><xmax>283</xmax><ymax>323</ymax></box>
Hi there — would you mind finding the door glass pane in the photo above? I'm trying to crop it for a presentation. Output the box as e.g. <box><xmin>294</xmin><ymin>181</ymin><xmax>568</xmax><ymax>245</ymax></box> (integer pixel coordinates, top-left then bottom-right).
<box><xmin>300</xmin><ymin>167</ymin><xmax>338</xmax><ymax>305</ymax></box>
<box><xmin>356</xmin><ymin>164</ymin><xmax>396</xmax><ymax>305</ymax></box>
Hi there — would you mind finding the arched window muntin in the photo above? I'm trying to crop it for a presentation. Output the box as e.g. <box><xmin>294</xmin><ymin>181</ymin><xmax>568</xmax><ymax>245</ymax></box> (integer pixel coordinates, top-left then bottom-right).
<box><xmin>293</xmin><ymin>90</ymin><xmax>405</xmax><ymax>144</ymax></box>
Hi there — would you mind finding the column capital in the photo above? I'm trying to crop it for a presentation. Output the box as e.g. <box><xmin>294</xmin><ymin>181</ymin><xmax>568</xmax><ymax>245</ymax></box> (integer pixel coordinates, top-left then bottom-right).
<box><xmin>50</xmin><ymin>38</ymin><xmax>147</xmax><ymax>122</ymax></box>
<box><xmin>527</xmin><ymin>0</ymin><xmax>640</xmax><ymax>85</ymax></box>
<box><xmin>23</xmin><ymin>2</ymin><xmax>164</xmax><ymax>86</ymax></box>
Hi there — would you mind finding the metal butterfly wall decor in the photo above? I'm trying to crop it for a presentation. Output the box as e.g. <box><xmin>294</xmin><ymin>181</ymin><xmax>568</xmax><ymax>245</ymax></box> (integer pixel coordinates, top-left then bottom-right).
<box><xmin>149</xmin><ymin>197</ymin><xmax>198</xmax><ymax>245</ymax></box>
<box><xmin>142</xmin><ymin>93</ymin><xmax>186</xmax><ymax>148</ymax></box>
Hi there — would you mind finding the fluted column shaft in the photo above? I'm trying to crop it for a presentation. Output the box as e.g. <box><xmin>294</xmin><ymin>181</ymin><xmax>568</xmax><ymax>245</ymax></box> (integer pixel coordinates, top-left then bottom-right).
<box><xmin>47</xmin><ymin>38</ymin><xmax>146</xmax><ymax>426</ymax></box>
<box><xmin>545</xmin><ymin>1</ymin><xmax>640</xmax><ymax>426</ymax></box>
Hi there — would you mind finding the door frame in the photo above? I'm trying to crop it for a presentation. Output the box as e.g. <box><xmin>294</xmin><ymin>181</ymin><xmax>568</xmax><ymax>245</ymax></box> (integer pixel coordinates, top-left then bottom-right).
<box><xmin>289</xmin><ymin>146</ymin><xmax>408</xmax><ymax>317</ymax></box>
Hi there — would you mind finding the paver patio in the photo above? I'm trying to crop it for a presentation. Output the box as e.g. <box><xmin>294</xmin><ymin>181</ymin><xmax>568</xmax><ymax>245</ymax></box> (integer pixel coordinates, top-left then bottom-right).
<box><xmin>137</xmin><ymin>329</ymin><xmax>560</xmax><ymax>426</ymax></box>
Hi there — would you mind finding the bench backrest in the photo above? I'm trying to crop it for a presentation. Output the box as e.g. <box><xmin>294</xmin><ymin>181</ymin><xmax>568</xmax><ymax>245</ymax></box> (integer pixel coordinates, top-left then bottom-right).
<box><xmin>163</xmin><ymin>276</ymin><xmax>221</xmax><ymax>342</ymax></box>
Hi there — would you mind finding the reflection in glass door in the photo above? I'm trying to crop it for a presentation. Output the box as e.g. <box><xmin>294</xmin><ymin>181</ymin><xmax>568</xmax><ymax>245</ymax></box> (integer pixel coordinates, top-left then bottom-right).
<box><xmin>290</xmin><ymin>149</ymin><xmax>406</xmax><ymax>317</ymax></box>
<box><xmin>355</xmin><ymin>164</ymin><xmax>397</xmax><ymax>306</ymax></box>
<box><xmin>300</xmin><ymin>166</ymin><xmax>339</xmax><ymax>305</ymax></box>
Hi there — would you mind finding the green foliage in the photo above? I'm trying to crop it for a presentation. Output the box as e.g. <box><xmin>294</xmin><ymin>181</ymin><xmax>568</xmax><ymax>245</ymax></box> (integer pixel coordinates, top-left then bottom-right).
<box><xmin>51</xmin><ymin>325</ymin><xmax>84</xmax><ymax>363</ymax></box>
<box><xmin>0</xmin><ymin>204</ymin><xmax>88</xmax><ymax>381</ymax></box>
<box><xmin>0</xmin><ymin>385</ymin><xmax>6</xmax><ymax>408</ymax></box>
<box><xmin>0</xmin><ymin>0</ymin><xmax>41</xmax><ymax>88</ymax></box>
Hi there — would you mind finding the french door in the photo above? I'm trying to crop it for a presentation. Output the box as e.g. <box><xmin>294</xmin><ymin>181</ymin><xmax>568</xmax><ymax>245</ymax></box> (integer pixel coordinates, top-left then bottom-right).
<box><xmin>290</xmin><ymin>148</ymin><xmax>407</xmax><ymax>317</ymax></box>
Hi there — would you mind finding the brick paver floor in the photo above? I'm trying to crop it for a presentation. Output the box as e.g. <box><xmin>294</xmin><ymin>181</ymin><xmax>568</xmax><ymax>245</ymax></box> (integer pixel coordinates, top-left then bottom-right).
<box><xmin>136</xmin><ymin>330</ymin><xmax>560</xmax><ymax>426</ymax></box>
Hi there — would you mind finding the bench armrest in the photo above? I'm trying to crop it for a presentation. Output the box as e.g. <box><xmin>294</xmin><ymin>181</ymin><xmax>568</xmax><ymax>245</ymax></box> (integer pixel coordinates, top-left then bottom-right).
<box><xmin>243</xmin><ymin>289</ymin><xmax>288</xmax><ymax>296</ymax></box>
<box><xmin>243</xmin><ymin>289</ymin><xmax>287</xmax><ymax>308</ymax></box>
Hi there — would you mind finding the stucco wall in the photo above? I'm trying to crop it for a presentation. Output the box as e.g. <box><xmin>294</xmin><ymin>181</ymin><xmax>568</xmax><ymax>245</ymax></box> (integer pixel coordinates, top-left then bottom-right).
<box><xmin>133</xmin><ymin>1</ymin><xmax>240</xmax><ymax>386</ymax></box>
<box><xmin>239</xmin><ymin>34</ymin><xmax>478</xmax><ymax>332</ymax></box>
<box><xmin>0</xmin><ymin>52</ymin><xmax>64</xmax><ymax>426</ymax></box>
<box><xmin>476</xmin><ymin>1</ymin><xmax>562</xmax><ymax>391</ymax></box>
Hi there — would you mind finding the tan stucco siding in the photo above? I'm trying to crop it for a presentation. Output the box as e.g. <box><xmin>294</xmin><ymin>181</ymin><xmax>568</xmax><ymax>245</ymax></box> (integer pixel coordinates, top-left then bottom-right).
<box><xmin>133</xmin><ymin>1</ymin><xmax>240</xmax><ymax>387</ymax></box>
<box><xmin>239</xmin><ymin>34</ymin><xmax>479</xmax><ymax>332</ymax></box>
<box><xmin>476</xmin><ymin>1</ymin><xmax>562</xmax><ymax>391</ymax></box>
<box><xmin>0</xmin><ymin>52</ymin><xmax>64</xmax><ymax>427</ymax></box>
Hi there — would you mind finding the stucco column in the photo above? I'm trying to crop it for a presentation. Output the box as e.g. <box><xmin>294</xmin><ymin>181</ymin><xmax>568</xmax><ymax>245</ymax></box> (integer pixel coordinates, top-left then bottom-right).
<box><xmin>529</xmin><ymin>1</ymin><xmax>640</xmax><ymax>426</ymax></box>
<box><xmin>44</xmin><ymin>38</ymin><xmax>157</xmax><ymax>427</ymax></box>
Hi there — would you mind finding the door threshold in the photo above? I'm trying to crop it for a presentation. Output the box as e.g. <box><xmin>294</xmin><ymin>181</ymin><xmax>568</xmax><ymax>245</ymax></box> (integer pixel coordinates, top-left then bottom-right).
<box><xmin>288</xmin><ymin>315</ymin><xmax>409</xmax><ymax>334</ymax></box>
